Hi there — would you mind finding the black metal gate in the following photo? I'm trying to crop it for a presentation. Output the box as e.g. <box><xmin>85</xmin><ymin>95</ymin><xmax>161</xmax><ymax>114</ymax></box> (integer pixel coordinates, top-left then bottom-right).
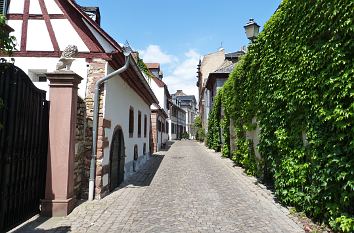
<box><xmin>0</xmin><ymin>63</ymin><xmax>49</xmax><ymax>232</ymax></box>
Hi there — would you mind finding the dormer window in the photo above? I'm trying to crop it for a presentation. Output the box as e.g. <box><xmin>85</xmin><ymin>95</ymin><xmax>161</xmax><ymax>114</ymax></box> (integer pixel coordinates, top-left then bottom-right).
<box><xmin>80</xmin><ymin>6</ymin><xmax>101</xmax><ymax>25</ymax></box>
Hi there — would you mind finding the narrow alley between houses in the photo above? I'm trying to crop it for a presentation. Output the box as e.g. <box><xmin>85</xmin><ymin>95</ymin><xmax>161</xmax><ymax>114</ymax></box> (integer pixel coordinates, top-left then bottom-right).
<box><xmin>12</xmin><ymin>141</ymin><xmax>303</xmax><ymax>233</ymax></box>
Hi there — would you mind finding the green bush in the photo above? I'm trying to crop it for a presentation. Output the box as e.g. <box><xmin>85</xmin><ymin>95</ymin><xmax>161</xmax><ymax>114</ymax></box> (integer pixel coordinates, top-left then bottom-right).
<box><xmin>181</xmin><ymin>132</ymin><xmax>189</xmax><ymax>139</ymax></box>
<box><xmin>194</xmin><ymin>115</ymin><xmax>205</xmax><ymax>142</ymax></box>
<box><xmin>207</xmin><ymin>0</ymin><xmax>354</xmax><ymax>231</ymax></box>
<box><xmin>207</xmin><ymin>91</ymin><xmax>222</xmax><ymax>151</ymax></box>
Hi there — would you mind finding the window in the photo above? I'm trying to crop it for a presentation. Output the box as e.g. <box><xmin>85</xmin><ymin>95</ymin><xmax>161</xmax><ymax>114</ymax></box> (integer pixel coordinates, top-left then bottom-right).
<box><xmin>129</xmin><ymin>107</ymin><xmax>134</xmax><ymax>137</ymax></box>
<box><xmin>143</xmin><ymin>143</ymin><xmax>146</xmax><ymax>155</ymax></box>
<box><xmin>162</xmin><ymin>122</ymin><xmax>165</xmax><ymax>133</ymax></box>
<box><xmin>144</xmin><ymin>115</ymin><xmax>147</xmax><ymax>138</ymax></box>
<box><xmin>166</xmin><ymin>122</ymin><xmax>169</xmax><ymax>134</ymax></box>
<box><xmin>28</xmin><ymin>69</ymin><xmax>47</xmax><ymax>82</ymax></box>
<box><xmin>158</xmin><ymin>120</ymin><xmax>161</xmax><ymax>132</ymax></box>
<box><xmin>0</xmin><ymin>0</ymin><xmax>9</xmax><ymax>15</ymax></box>
<box><xmin>38</xmin><ymin>76</ymin><xmax>47</xmax><ymax>82</ymax></box>
<box><xmin>172</xmin><ymin>123</ymin><xmax>175</xmax><ymax>134</ymax></box>
<box><xmin>138</xmin><ymin>111</ymin><xmax>141</xmax><ymax>138</ymax></box>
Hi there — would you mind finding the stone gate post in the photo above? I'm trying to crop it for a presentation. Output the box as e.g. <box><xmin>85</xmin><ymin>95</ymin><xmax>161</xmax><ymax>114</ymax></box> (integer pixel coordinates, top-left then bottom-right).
<box><xmin>41</xmin><ymin>71</ymin><xmax>82</xmax><ymax>217</ymax></box>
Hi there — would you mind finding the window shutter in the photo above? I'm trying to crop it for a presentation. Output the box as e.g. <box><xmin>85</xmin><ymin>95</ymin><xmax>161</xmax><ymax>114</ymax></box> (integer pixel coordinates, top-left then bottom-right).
<box><xmin>0</xmin><ymin>0</ymin><xmax>9</xmax><ymax>15</ymax></box>
<box><xmin>0</xmin><ymin>0</ymin><xmax>4</xmax><ymax>15</ymax></box>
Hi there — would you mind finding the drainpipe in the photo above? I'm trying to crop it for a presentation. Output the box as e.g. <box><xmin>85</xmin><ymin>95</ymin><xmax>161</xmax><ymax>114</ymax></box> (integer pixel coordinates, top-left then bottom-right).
<box><xmin>88</xmin><ymin>44</ymin><xmax>132</xmax><ymax>201</ymax></box>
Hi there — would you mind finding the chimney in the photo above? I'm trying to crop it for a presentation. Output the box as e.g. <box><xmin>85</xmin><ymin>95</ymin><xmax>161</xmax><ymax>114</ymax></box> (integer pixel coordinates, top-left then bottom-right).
<box><xmin>131</xmin><ymin>51</ymin><xmax>139</xmax><ymax>63</ymax></box>
<box><xmin>176</xmin><ymin>90</ymin><xmax>186</xmax><ymax>96</ymax></box>
<box><xmin>158</xmin><ymin>70</ymin><xmax>163</xmax><ymax>80</ymax></box>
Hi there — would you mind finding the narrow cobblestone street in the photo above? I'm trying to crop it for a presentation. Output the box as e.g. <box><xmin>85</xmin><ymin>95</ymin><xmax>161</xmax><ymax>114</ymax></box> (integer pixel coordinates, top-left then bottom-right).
<box><xmin>13</xmin><ymin>141</ymin><xmax>303</xmax><ymax>233</ymax></box>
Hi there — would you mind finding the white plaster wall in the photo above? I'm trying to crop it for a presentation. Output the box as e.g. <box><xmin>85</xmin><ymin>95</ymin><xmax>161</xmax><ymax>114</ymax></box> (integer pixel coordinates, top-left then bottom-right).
<box><xmin>168</xmin><ymin>119</ymin><xmax>172</xmax><ymax>140</ymax></box>
<box><xmin>8</xmin><ymin>0</ymin><xmax>25</xmax><ymax>14</ymax></box>
<box><xmin>83</xmin><ymin>20</ymin><xmax>115</xmax><ymax>53</ymax></box>
<box><xmin>167</xmin><ymin>119</ymin><xmax>177</xmax><ymax>140</ymax></box>
<box><xmin>45</xmin><ymin>0</ymin><xmax>63</xmax><ymax>14</ymax></box>
<box><xmin>169</xmin><ymin>117</ymin><xmax>178</xmax><ymax>140</ymax></box>
<box><xmin>163</xmin><ymin>91</ymin><xmax>168</xmax><ymax>111</ymax></box>
<box><xmin>27</xmin><ymin>20</ymin><xmax>53</xmax><ymax>51</ymax></box>
<box><xmin>162</xmin><ymin>131</ymin><xmax>168</xmax><ymax>144</ymax></box>
<box><xmin>7</xmin><ymin>20</ymin><xmax>22</xmax><ymax>51</ymax></box>
<box><xmin>150</xmin><ymin>80</ymin><xmax>164</xmax><ymax>109</ymax></box>
<box><xmin>29</xmin><ymin>0</ymin><xmax>42</xmax><ymax>15</ymax></box>
<box><xmin>2</xmin><ymin>57</ymin><xmax>89</xmax><ymax>99</ymax></box>
<box><xmin>103</xmin><ymin>71</ymin><xmax>151</xmax><ymax>185</ymax></box>
<box><xmin>51</xmin><ymin>19</ymin><xmax>90</xmax><ymax>52</ymax></box>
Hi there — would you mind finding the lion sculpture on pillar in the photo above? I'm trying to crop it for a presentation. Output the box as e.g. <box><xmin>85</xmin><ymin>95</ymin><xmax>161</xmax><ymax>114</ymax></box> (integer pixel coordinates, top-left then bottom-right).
<box><xmin>56</xmin><ymin>45</ymin><xmax>79</xmax><ymax>71</ymax></box>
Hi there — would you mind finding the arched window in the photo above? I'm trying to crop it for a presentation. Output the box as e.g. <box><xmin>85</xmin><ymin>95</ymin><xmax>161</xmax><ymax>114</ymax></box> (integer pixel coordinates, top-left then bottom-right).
<box><xmin>143</xmin><ymin>143</ymin><xmax>146</xmax><ymax>155</ymax></box>
<box><xmin>138</xmin><ymin>111</ymin><xmax>142</xmax><ymax>137</ymax></box>
<box><xmin>134</xmin><ymin>144</ymin><xmax>138</xmax><ymax>161</ymax></box>
<box><xmin>144</xmin><ymin>115</ymin><xmax>147</xmax><ymax>137</ymax></box>
<box><xmin>129</xmin><ymin>107</ymin><xmax>134</xmax><ymax>138</ymax></box>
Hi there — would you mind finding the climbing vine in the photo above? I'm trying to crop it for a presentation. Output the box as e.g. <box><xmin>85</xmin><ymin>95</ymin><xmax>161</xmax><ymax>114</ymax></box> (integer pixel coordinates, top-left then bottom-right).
<box><xmin>207</xmin><ymin>91</ymin><xmax>222</xmax><ymax>151</ymax></box>
<box><xmin>0</xmin><ymin>15</ymin><xmax>16</xmax><ymax>128</ymax></box>
<box><xmin>0</xmin><ymin>15</ymin><xmax>16</xmax><ymax>54</ymax></box>
<box><xmin>193</xmin><ymin>115</ymin><xmax>205</xmax><ymax>142</ymax></box>
<box><xmin>207</xmin><ymin>0</ymin><xmax>354</xmax><ymax>231</ymax></box>
<box><xmin>137</xmin><ymin>58</ymin><xmax>154</xmax><ymax>80</ymax></box>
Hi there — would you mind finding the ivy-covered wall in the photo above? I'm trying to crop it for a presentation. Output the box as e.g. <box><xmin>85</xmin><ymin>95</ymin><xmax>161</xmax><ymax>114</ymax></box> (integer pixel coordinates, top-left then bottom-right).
<box><xmin>207</xmin><ymin>92</ymin><xmax>222</xmax><ymax>151</ymax></box>
<box><xmin>207</xmin><ymin>0</ymin><xmax>354</xmax><ymax>231</ymax></box>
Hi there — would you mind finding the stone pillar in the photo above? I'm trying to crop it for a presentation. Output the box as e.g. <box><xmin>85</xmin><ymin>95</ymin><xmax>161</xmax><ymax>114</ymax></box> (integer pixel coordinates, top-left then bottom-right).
<box><xmin>41</xmin><ymin>71</ymin><xmax>82</xmax><ymax>217</ymax></box>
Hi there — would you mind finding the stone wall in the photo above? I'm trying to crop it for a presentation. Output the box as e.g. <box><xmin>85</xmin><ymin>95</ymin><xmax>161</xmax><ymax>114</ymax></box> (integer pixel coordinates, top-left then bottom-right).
<box><xmin>84</xmin><ymin>59</ymin><xmax>109</xmax><ymax>199</ymax></box>
<box><xmin>74</xmin><ymin>96</ymin><xmax>87</xmax><ymax>199</ymax></box>
<box><xmin>151</xmin><ymin>112</ymin><xmax>158</xmax><ymax>153</ymax></box>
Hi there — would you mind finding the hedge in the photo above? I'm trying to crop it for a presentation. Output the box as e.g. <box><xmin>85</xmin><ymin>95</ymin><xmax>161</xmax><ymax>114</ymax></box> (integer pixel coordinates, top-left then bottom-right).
<box><xmin>207</xmin><ymin>0</ymin><xmax>354</xmax><ymax>231</ymax></box>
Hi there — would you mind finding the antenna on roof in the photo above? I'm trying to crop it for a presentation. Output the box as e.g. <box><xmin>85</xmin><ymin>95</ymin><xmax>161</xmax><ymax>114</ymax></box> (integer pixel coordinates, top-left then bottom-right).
<box><xmin>218</xmin><ymin>42</ymin><xmax>224</xmax><ymax>51</ymax></box>
<box><xmin>123</xmin><ymin>40</ymin><xmax>132</xmax><ymax>57</ymax></box>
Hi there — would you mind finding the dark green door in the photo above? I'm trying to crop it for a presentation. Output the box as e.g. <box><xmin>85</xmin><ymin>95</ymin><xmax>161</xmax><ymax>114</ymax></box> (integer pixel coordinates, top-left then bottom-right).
<box><xmin>109</xmin><ymin>128</ymin><xmax>125</xmax><ymax>191</ymax></box>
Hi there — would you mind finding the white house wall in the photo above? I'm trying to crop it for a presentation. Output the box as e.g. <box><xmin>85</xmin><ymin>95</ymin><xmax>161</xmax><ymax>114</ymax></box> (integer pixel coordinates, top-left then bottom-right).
<box><xmin>150</xmin><ymin>80</ymin><xmax>165</xmax><ymax>110</ymax></box>
<box><xmin>162</xmin><ymin>131</ymin><xmax>168</xmax><ymax>144</ymax></box>
<box><xmin>29</xmin><ymin>0</ymin><xmax>42</xmax><ymax>14</ymax></box>
<box><xmin>46</xmin><ymin>0</ymin><xmax>64</xmax><ymax>14</ymax></box>
<box><xmin>103</xmin><ymin>70</ymin><xmax>151</xmax><ymax>186</ymax></box>
<box><xmin>6</xmin><ymin>20</ymin><xmax>22</xmax><ymax>50</ymax></box>
<box><xmin>4</xmin><ymin>57</ymin><xmax>88</xmax><ymax>98</ymax></box>
<box><xmin>51</xmin><ymin>19</ymin><xmax>90</xmax><ymax>52</ymax></box>
<box><xmin>27</xmin><ymin>20</ymin><xmax>54</xmax><ymax>51</ymax></box>
<box><xmin>168</xmin><ymin>118</ymin><xmax>177</xmax><ymax>140</ymax></box>
<box><xmin>8</xmin><ymin>0</ymin><xmax>25</xmax><ymax>14</ymax></box>
<box><xmin>83</xmin><ymin>20</ymin><xmax>115</xmax><ymax>53</ymax></box>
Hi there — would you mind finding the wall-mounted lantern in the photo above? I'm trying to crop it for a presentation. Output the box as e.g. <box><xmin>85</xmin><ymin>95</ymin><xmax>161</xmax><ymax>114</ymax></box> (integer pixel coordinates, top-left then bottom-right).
<box><xmin>244</xmin><ymin>18</ymin><xmax>260</xmax><ymax>42</ymax></box>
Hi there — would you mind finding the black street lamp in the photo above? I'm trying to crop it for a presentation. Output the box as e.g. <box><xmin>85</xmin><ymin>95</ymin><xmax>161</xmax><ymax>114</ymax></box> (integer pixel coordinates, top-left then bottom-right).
<box><xmin>244</xmin><ymin>18</ymin><xmax>260</xmax><ymax>42</ymax></box>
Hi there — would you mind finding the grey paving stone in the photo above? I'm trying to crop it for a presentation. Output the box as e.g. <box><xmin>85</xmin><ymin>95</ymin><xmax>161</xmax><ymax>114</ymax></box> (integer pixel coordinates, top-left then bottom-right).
<box><xmin>11</xmin><ymin>140</ymin><xmax>304</xmax><ymax>233</ymax></box>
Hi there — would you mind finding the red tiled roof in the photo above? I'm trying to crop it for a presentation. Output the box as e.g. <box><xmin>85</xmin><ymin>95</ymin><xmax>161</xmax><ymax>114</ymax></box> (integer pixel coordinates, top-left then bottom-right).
<box><xmin>146</xmin><ymin>63</ymin><xmax>160</xmax><ymax>69</ymax></box>
<box><xmin>152</xmin><ymin>76</ymin><xmax>166</xmax><ymax>87</ymax></box>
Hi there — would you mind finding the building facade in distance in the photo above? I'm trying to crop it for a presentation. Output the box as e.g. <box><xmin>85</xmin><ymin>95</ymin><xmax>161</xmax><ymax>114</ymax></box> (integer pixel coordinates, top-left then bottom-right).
<box><xmin>172</xmin><ymin>90</ymin><xmax>197</xmax><ymax>139</ymax></box>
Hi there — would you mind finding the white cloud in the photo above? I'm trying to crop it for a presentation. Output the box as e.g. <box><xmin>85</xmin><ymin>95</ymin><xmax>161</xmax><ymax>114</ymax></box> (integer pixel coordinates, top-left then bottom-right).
<box><xmin>164</xmin><ymin>49</ymin><xmax>200</xmax><ymax>100</ymax></box>
<box><xmin>139</xmin><ymin>45</ymin><xmax>178</xmax><ymax>64</ymax></box>
<box><xmin>138</xmin><ymin>45</ymin><xmax>200</xmax><ymax>102</ymax></box>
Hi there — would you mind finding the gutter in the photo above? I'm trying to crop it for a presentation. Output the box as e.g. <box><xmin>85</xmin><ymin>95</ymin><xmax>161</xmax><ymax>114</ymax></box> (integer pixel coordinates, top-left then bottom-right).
<box><xmin>88</xmin><ymin>45</ymin><xmax>132</xmax><ymax>201</ymax></box>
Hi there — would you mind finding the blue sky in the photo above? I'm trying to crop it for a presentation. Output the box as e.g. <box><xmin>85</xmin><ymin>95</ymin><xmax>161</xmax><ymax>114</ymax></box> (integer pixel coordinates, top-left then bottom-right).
<box><xmin>77</xmin><ymin>0</ymin><xmax>282</xmax><ymax>97</ymax></box>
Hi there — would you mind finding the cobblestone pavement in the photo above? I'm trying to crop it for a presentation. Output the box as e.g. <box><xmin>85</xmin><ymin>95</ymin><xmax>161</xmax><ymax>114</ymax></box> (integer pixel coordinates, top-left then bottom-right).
<box><xmin>12</xmin><ymin>140</ymin><xmax>303</xmax><ymax>233</ymax></box>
